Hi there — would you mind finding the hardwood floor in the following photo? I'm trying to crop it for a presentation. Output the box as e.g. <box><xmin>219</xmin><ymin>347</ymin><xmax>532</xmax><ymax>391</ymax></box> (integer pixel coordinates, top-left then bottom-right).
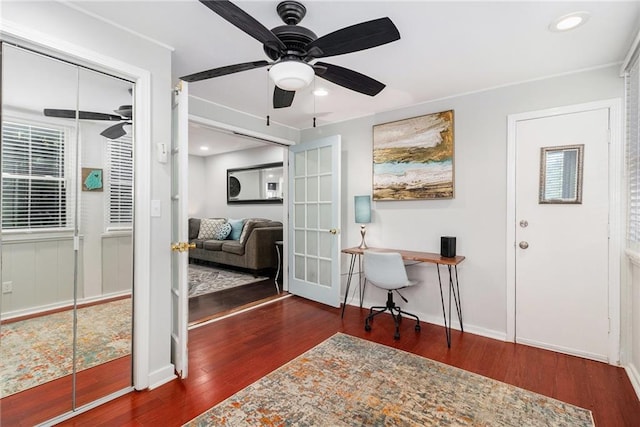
<box><xmin>9</xmin><ymin>296</ymin><xmax>640</xmax><ymax>426</ymax></box>
<box><xmin>188</xmin><ymin>278</ymin><xmax>280</xmax><ymax>325</ymax></box>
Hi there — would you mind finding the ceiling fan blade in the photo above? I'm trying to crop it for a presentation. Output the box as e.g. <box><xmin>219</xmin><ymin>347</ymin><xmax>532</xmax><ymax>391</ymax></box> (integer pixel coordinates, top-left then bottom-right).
<box><xmin>273</xmin><ymin>86</ymin><xmax>295</xmax><ymax>109</ymax></box>
<box><xmin>315</xmin><ymin>62</ymin><xmax>385</xmax><ymax>96</ymax></box>
<box><xmin>199</xmin><ymin>0</ymin><xmax>286</xmax><ymax>52</ymax></box>
<box><xmin>44</xmin><ymin>109</ymin><xmax>123</xmax><ymax>121</ymax></box>
<box><xmin>101</xmin><ymin>122</ymin><xmax>128</xmax><ymax>140</ymax></box>
<box><xmin>180</xmin><ymin>60</ymin><xmax>269</xmax><ymax>82</ymax></box>
<box><xmin>114</xmin><ymin>105</ymin><xmax>132</xmax><ymax>119</ymax></box>
<box><xmin>305</xmin><ymin>17</ymin><xmax>400</xmax><ymax>59</ymax></box>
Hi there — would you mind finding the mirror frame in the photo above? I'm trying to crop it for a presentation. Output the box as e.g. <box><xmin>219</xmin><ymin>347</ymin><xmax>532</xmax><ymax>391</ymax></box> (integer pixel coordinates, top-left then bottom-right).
<box><xmin>539</xmin><ymin>144</ymin><xmax>584</xmax><ymax>204</ymax></box>
<box><xmin>227</xmin><ymin>162</ymin><xmax>284</xmax><ymax>205</ymax></box>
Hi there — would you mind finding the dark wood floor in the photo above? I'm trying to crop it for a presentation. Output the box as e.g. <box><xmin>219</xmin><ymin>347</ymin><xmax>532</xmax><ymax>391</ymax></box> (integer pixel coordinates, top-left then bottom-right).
<box><xmin>188</xmin><ymin>277</ymin><xmax>280</xmax><ymax>325</ymax></box>
<box><xmin>39</xmin><ymin>296</ymin><xmax>639</xmax><ymax>426</ymax></box>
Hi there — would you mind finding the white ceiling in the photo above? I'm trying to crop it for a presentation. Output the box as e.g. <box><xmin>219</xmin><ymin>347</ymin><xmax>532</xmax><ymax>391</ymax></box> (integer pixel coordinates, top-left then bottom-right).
<box><xmin>66</xmin><ymin>0</ymin><xmax>640</xmax><ymax>131</ymax></box>
<box><xmin>10</xmin><ymin>1</ymin><xmax>640</xmax><ymax>155</ymax></box>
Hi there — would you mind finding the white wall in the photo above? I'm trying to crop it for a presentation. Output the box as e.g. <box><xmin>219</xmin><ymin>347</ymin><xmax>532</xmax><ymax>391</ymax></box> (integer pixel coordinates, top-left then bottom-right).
<box><xmin>188</xmin><ymin>155</ymin><xmax>207</xmax><ymax>218</ymax></box>
<box><xmin>191</xmin><ymin>145</ymin><xmax>285</xmax><ymax>221</ymax></box>
<box><xmin>1</xmin><ymin>0</ymin><xmax>174</xmax><ymax>389</ymax></box>
<box><xmin>302</xmin><ymin>65</ymin><xmax>624</xmax><ymax>339</ymax></box>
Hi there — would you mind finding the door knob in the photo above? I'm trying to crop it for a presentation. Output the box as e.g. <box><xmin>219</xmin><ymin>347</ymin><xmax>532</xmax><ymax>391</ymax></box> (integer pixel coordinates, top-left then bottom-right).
<box><xmin>519</xmin><ymin>241</ymin><xmax>529</xmax><ymax>249</ymax></box>
<box><xmin>328</xmin><ymin>228</ymin><xmax>339</xmax><ymax>235</ymax></box>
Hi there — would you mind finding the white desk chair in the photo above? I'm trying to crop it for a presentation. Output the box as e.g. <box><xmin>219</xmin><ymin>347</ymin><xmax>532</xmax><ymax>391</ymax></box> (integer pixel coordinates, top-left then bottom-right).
<box><xmin>363</xmin><ymin>251</ymin><xmax>421</xmax><ymax>340</ymax></box>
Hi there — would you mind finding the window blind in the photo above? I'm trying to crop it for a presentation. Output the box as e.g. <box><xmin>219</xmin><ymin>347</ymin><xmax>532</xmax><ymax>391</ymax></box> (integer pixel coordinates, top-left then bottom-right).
<box><xmin>106</xmin><ymin>135</ymin><xmax>133</xmax><ymax>229</ymax></box>
<box><xmin>627</xmin><ymin>56</ymin><xmax>640</xmax><ymax>244</ymax></box>
<box><xmin>1</xmin><ymin>121</ymin><xmax>68</xmax><ymax>230</ymax></box>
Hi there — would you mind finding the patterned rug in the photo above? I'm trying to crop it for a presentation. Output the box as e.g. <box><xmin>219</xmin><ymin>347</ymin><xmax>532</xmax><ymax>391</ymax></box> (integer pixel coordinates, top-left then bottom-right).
<box><xmin>188</xmin><ymin>264</ymin><xmax>268</xmax><ymax>298</ymax></box>
<box><xmin>185</xmin><ymin>333</ymin><xmax>594</xmax><ymax>426</ymax></box>
<box><xmin>0</xmin><ymin>298</ymin><xmax>131</xmax><ymax>397</ymax></box>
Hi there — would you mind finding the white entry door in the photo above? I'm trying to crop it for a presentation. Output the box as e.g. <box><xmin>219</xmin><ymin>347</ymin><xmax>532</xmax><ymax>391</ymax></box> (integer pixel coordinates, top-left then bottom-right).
<box><xmin>510</xmin><ymin>103</ymin><xmax>617</xmax><ymax>362</ymax></box>
<box><xmin>288</xmin><ymin>135</ymin><xmax>341</xmax><ymax>307</ymax></box>
<box><xmin>170</xmin><ymin>81</ymin><xmax>189</xmax><ymax>378</ymax></box>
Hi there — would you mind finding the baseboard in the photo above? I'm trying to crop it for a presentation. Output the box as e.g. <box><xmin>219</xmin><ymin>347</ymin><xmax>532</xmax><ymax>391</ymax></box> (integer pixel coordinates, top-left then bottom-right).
<box><xmin>347</xmin><ymin>298</ymin><xmax>507</xmax><ymax>343</ymax></box>
<box><xmin>516</xmin><ymin>337</ymin><xmax>609</xmax><ymax>363</ymax></box>
<box><xmin>147</xmin><ymin>364</ymin><xmax>177</xmax><ymax>390</ymax></box>
<box><xmin>625</xmin><ymin>362</ymin><xmax>640</xmax><ymax>400</ymax></box>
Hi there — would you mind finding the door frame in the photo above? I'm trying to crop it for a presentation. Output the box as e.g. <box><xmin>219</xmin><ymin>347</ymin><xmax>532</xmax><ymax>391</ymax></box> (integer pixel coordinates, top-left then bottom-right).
<box><xmin>0</xmin><ymin>20</ymin><xmax>153</xmax><ymax>387</ymax></box>
<box><xmin>506</xmin><ymin>99</ymin><xmax>622</xmax><ymax>364</ymax></box>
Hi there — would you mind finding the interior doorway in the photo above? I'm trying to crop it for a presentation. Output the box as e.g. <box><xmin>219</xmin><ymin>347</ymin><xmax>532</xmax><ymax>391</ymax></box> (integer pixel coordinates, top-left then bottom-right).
<box><xmin>186</xmin><ymin>118</ymin><xmax>289</xmax><ymax>325</ymax></box>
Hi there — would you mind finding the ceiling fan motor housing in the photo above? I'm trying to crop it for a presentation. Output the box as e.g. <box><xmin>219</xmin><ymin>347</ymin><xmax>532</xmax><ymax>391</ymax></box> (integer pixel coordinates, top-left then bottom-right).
<box><xmin>277</xmin><ymin>1</ymin><xmax>306</xmax><ymax>25</ymax></box>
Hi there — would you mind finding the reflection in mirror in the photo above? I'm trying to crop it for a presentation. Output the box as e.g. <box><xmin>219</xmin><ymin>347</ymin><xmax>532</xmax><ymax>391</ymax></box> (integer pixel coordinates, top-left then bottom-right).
<box><xmin>0</xmin><ymin>43</ymin><xmax>134</xmax><ymax>425</ymax></box>
<box><xmin>227</xmin><ymin>162</ymin><xmax>284</xmax><ymax>204</ymax></box>
<box><xmin>539</xmin><ymin>144</ymin><xmax>584</xmax><ymax>204</ymax></box>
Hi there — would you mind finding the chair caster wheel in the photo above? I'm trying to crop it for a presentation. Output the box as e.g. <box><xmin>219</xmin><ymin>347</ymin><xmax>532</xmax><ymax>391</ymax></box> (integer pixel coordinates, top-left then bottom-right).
<box><xmin>394</xmin><ymin>333</ymin><xmax>400</xmax><ymax>340</ymax></box>
<box><xmin>415</xmin><ymin>324</ymin><xmax>421</xmax><ymax>332</ymax></box>
<box><xmin>365</xmin><ymin>323</ymin><xmax>371</xmax><ymax>332</ymax></box>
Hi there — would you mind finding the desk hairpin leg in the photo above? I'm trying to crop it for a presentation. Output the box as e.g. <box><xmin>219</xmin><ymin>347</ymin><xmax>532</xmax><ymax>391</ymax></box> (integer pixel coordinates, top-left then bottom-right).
<box><xmin>358</xmin><ymin>255</ymin><xmax>365</xmax><ymax>308</ymax></box>
<box><xmin>451</xmin><ymin>265</ymin><xmax>463</xmax><ymax>332</ymax></box>
<box><xmin>341</xmin><ymin>253</ymin><xmax>357</xmax><ymax>318</ymax></box>
<box><xmin>436</xmin><ymin>264</ymin><xmax>464</xmax><ymax>348</ymax></box>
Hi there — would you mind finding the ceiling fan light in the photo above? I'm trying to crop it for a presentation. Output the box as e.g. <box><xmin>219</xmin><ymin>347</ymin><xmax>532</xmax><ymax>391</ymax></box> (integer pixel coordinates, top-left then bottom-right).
<box><xmin>269</xmin><ymin>61</ymin><xmax>314</xmax><ymax>91</ymax></box>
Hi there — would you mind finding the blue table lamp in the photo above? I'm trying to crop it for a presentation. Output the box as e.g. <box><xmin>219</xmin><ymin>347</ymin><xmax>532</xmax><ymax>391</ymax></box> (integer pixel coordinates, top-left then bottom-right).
<box><xmin>354</xmin><ymin>195</ymin><xmax>372</xmax><ymax>249</ymax></box>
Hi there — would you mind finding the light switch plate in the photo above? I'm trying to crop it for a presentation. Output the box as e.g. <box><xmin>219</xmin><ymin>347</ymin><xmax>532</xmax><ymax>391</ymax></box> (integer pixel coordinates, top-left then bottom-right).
<box><xmin>151</xmin><ymin>200</ymin><xmax>161</xmax><ymax>217</ymax></box>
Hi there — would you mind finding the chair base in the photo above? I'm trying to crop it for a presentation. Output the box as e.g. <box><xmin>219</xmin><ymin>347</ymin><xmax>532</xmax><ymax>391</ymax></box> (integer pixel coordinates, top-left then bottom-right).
<box><xmin>364</xmin><ymin>290</ymin><xmax>421</xmax><ymax>340</ymax></box>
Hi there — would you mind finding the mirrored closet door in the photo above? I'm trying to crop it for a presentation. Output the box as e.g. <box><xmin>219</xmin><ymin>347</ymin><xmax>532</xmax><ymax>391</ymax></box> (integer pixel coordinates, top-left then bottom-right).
<box><xmin>0</xmin><ymin>43</ymin><xmax>134</xmax><ymax>425</ymax></box>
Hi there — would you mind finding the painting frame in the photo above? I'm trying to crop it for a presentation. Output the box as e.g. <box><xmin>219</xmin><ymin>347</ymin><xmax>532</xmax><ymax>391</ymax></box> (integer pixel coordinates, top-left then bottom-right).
<box><xmin>81</xmin><ymin>167</ymin><xmax>103</xmax><ymax>192</ymax></box>
<box><xmin>372</xmin><ymin>110</ymin><xmax>454</xmax><ymax>201</ymax></box>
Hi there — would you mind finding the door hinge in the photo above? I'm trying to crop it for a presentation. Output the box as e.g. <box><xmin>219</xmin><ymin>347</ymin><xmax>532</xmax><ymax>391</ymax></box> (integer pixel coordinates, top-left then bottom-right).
<box><xmin>73</xmin><ymin>235</ymin><xmax>80</xmax><ymax>251</ymax></box>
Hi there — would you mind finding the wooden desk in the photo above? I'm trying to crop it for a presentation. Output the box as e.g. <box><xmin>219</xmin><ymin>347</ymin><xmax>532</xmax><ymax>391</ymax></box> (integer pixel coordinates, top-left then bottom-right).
<box><xmin>341</xmin><ymin>247</ymin><xmax>465</xmax><ymax>347</ymax></box>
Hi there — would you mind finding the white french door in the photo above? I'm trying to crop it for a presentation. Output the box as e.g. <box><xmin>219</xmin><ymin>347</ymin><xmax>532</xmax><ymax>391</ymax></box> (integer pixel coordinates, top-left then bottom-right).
<box><xmin>288</xmin><ymin>135</ymin><xmax>341</xmax><ymax>307</ymax></box>
<box><xmin>170</xmin><ymin>81</ymin><xmax>189</xmax><ymax>378</ymax></box>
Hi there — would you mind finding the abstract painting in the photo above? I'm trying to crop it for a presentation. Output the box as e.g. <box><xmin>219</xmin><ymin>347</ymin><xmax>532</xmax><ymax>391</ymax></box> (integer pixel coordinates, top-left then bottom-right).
<box><xmin>373</xmin><ymin>110</ymin><xmax>454</xmax><ymax>200</ymax></box>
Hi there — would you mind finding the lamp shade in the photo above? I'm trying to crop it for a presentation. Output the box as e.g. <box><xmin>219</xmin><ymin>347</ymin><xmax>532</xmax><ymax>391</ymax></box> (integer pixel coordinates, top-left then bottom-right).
<box><xmin>269</xmin><ymin>61</ymin><xmax>314</xmax><ymax>91</ymax></box>
<box><xmin>354</xmin><ymin>195</ymin><xmax>371</xmax><ymax>224</ymax></box>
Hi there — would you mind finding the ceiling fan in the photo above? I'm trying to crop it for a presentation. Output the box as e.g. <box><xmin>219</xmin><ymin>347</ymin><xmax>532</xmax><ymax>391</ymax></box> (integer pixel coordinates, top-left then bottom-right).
<box><xmin>43</xmin><ymin>104</ymin><xmax>132</xmax><ymax>140</ymax></box>
<box><xmin>180</xmin><ymin>0</ymin><xmax>401</xmax><ymax>109</ymax></box>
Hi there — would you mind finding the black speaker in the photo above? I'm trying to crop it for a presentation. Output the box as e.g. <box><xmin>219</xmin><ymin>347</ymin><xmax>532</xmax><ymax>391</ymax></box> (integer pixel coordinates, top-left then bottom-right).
<box><xmin>441</xmin><ymin>236</ymin><xmax>456</xmax><ymax>258</ymax></box>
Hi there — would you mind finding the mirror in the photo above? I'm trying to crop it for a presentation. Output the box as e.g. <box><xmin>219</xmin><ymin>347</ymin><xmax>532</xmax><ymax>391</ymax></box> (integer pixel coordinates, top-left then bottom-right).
<box><xmin>539</xmin><ymin>144</ymin><xmax>584</xmax><ymax>204</ymax></box>
<box><xmin>227</xmin><ymin>162</ymin><xmax>284</xmax><ymax>204</ymax></box>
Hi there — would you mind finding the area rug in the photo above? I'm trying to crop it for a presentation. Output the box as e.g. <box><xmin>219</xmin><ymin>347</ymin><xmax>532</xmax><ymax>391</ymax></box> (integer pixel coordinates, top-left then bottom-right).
<box><xmin>0</xmin><ymin>298</ymin><xmax>131</xmax><ymax>397</ymax></box>
<box><xmin>185</xmin><ymin>333</ymin><xmax>594</xmax><ymax>426</ymax></box>
<box><xmin>188</xmin><ymin>264</ymin><xmax>267</xmax><ymax>298</ymax></box>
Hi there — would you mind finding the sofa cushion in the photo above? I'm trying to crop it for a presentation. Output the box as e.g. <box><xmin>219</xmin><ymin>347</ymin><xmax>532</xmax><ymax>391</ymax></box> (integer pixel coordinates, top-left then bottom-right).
<box><xmin>198</xmin><ymin>218</ymin><xmax>226</xmax><ymax>240</ymax></box>
<box><xmin>203</xmin><ymin>240</ymin><xmax>224</xmax><ymax>251</ymax></box>
<box><xmin>221</xmin><ymin>240</ymin><xmax>244</xmax><ymax>255</ymax></box>
<box><xmin>191</xmin><ymin>239</ymin><xmax>204</xmax><ymax>249</ymax></box>
<box><xmin>227</xmin><ymin>218</ymin><xmax>245</xmax><ymax>240</ymax></box>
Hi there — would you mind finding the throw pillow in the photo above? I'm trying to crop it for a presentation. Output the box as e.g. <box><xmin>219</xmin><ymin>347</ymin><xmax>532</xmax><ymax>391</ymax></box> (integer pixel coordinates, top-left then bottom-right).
<box><xmin>197</xmin><ymin>218</ymin><xmax>226</xmax><ymax>240</ymax></box>
<box><xmin>212</xmin><ymin>221</ymin><xmax>232</xmax><ymax>240</ymax></box>
<box><xmin>227</xmin><ymin>218</ymin><xmax>245</xmax><ymax>240</ymax></box>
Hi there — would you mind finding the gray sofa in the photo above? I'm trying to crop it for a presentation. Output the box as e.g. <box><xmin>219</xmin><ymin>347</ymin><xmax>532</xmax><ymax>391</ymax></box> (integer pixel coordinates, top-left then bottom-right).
<box><xmin>188</xmin><ymin>218</ymin><xmax>283</xmax><ymax>273</ymax></box>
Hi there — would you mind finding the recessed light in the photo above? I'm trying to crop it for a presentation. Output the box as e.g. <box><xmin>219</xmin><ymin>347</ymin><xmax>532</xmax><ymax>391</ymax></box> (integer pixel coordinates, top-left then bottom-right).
<box><xmin>200</xmin><ymin>146</ymin><xmax>209</xmax><ymax>151</ymax></box>
<box><xmin>549</xmin><ymin>11</ymin><xmax>590</xmax><ymax>32</ymax></box>
<box><xmin>313</xmin><ymin>88</ymin><xmax>329</xmax><ymax>97</ymax></box>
